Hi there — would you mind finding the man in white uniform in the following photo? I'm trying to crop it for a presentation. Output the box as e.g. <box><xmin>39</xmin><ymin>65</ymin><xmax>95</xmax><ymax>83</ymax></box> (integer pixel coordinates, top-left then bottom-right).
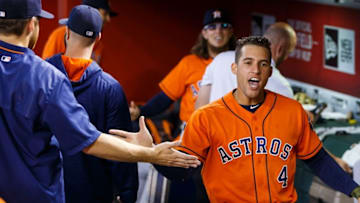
<box><xmin>195</xmin><ymin>22</ymin><xmax>296</xmax><ymax>108</ymax></box>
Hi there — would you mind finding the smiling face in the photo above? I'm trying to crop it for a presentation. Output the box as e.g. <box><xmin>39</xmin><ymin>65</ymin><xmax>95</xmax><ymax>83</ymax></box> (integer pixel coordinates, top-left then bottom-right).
<box><xmin>202</xmin><ymin>22</ymin><xmax>233</xmax><ymax>49</ymax></box>
<box><xmin>232</xmin><ymin>44</ymin><xmax>272</xmax><ymax>105</ymax></box>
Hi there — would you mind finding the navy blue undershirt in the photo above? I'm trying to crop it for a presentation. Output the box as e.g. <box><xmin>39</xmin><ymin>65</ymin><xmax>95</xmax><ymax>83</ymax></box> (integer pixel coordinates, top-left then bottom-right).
<box><xmin>140</xmin><ymin>91</ymin><xmax>174</xmax><ymax>117</ymax></box>
<box><xmin>155</xmin><ymin>147</ymin><xmax>358</xmax><ymax>196</ymax></box>
<box><xmin>240</xmin><ymin>102</ymin><xmax>263</xmax><ymax>113</ymax></box>
<box><xmin>237</xmin><ymin>91</ymin><xmax>265</xmax><ymax>113</ymax></box>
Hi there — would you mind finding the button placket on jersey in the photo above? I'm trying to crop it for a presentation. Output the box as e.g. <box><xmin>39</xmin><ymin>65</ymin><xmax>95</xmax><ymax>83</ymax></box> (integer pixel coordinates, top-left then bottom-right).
<box><xmin>251</xmin><ymin>116</ymin><xmax>261</xmax><ymax>136</ymax></box>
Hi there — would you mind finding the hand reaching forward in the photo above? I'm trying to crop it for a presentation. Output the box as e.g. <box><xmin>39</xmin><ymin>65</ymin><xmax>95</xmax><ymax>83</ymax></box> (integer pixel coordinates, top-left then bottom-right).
<box><xmin>150</xmin><ymin>141</ymin><xmax>200</xmax><ymax>168</ymax></box>
<box><xmin>109</xmin><ymin>116</ymin><xmax>201</xmax><ymax>168</ymax></box>
<box><xmin>129</xmin><ymin>101</ymin><xmax>140</xmax><ymax>121</ymax></box>
<box><xmin>109</xmin><ymin>116</ymin><xmax>153</xmax><ymax>147</ymax></box>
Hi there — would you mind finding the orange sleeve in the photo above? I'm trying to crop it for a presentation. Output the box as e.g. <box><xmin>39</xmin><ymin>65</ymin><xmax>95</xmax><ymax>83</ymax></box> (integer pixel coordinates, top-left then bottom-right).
<box><xmin>296</xmin><ymin>107</ymin><xmax>323</xmax><ymax>160</ymax></box>
<box><xmin>159</xmin><ymin>56</ymin><xmax>190</xmax><ymax>100</ymax></box>
<box><xmin>42</xmin><ymin>26</ymin><xmax>67</xmax><ymax>59</ymax></box>
<box><xmin>177</xmin><ymin>109</ymin><xmax>210</xmax><ymax>162</ymax></box>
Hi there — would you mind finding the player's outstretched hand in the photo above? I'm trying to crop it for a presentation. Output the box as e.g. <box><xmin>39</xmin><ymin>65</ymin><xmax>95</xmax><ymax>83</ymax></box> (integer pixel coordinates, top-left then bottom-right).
<box><xmin>129</xmin><ymin>101</ymin><xmax>140</xmax><ymax>121</ymax></box>
<box><xmin>109</xmin><ymin>118</ymin><xmax>200</xmax><ymax>168</ymax></box>
<box><xmin>109</xmin><ymin>116</ymin><xmax>153</xmax><ymax>147</ymax></box>
<box><xmin>152</xmin><ymin>141</ymin><xmax>201</xmax><ymax>168</ymax></box>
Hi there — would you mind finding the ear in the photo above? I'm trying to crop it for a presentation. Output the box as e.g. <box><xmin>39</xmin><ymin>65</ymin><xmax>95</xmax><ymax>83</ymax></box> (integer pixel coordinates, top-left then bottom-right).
<box><xmin>269</xmin><ymin>65</ymin><xmax>273</xmax><ymax>78</ymax></box>
<box><xmin>65</xmin><ymin>27</ymin><xmax>70</xmax><ymax>40</ymax></box>
<box><xmin>275</xmin><ymin>40</ymin><xmax>287</xmax><ymax>60</ymax></box>
<box><xmin>231</xmin><ymin>62</ymin><xmax>238</xmax><ymax>75</ymax></box>
<box><xmin>96</xmin><ymin>32</ymin><xmax>102</xmax><ymax>42</ymax></box>
<box><xmin>25</xmin><ymin>17</ymin><xmax>37</xmax><ymax>35</ymax></box>
<box><xmin>278</xmin><ymin>44</ymin><xmax>285</xmax><ymax>56</ymax></box>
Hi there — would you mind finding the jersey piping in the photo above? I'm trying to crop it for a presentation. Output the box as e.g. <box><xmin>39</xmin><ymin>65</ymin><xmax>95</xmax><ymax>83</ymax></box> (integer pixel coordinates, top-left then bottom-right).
<box><xmin>179</xmin><ymin>145</ymin><xmax>206</xmax><ymax>162</ymax></box>
<box><xmin>297</xmin><ymin>143</ymin><xmax>322</xmax><ymax>158</ymax></box>
<box><xmin>262</xmin><ymin>94</ymin><xmax>277</xmax><ymax>203</ymax></box>
<box><xmin>221</xmin><ymin>97</ymin><xmax>259</xmax><ymax>203</ymax></box>
<box><xmin>0</xmin><ymin>45</ymin><xmax>24</xmax><ymax>54</ymax></box>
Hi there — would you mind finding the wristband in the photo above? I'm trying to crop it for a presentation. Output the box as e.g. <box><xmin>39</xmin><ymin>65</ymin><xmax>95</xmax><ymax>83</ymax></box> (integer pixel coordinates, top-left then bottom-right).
<box><xmin>351</xmin><ymin>186</ymin><xmax>360</xmax><ymax>198</ymax></box>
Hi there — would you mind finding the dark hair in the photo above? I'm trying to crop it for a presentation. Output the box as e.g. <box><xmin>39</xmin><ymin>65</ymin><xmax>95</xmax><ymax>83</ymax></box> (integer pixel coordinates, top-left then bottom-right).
<box><xmin>235</xmin><ymin>36</ymin><xmax>272</xmax><ymax>64</ymax></box>
<box><xmin>190</xmin><ymin>32</ymin><xmax>237</xmax><ymax>59</ymax></box>
<box><xmin>0</xmin><ymin>18</ymin><xmax>31</xmax><ymax>36</ymax></box>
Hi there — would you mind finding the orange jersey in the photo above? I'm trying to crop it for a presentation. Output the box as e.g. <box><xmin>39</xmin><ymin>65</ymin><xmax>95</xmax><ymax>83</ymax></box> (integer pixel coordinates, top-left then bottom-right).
<box><xmin>179</xmin><ymin>90</ymin><xmax>322</xmax><ymax>203</ymax></box>
<box><xmin>42</xmin><ymin>26</ymin><xmax>66</xmax><ymax>59</ymax></box>
<box><xmin>159</xmin><ymin>54</ymin><xmax>212</xmax><ymax>122</ymax></box>
<box><xmin>42</xmin><ymin>26</ymin><xmax>104</xmax><ymax>64</ymax></box>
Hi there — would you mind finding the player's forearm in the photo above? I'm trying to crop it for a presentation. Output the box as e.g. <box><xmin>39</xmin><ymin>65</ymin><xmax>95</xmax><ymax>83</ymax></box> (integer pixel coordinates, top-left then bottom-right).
<box><xmin>140</xmin><ymin>91</ymin><xmax>173</xmax><ymax>117</ymax></box>
<box><xmin>304</xmin><ymin>148</ymin><xmax>358</xmax><ymax>196</ymax></box>
<box><xmin>83</xmin><ymin>133</ymin><xmax>154</xmax><ymax>163</ymax></box>
<box><xmin>195</xmin><ymin>85</ymin><xmax>211</xmax><ymax>110</ymax></box>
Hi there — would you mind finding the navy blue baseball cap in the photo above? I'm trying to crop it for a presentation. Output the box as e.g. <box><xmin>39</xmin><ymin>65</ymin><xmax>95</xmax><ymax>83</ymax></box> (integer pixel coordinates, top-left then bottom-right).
<box><xmin>59</xmin><ymin>5</ymin><xmax>102</xmax><ymax>39</ymax></box>
<box><xmin>82</xmin><ymin>0</ymin><xmax>118</xmax><ymax>17</ymax></box>
<box><xmin>203</xmin><ymin>9</ymin><xmax>231</xmax><ymax>26</ymax></box>
<box><xmin>0</xmin><ymin>0</ymin><xmax>54</xmax><ymax>19</ymax></box>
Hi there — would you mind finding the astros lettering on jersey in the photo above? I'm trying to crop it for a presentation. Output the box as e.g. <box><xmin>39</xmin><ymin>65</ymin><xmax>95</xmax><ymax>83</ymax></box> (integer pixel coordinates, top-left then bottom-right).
<box><xmin>179</xmin><ymin>90</ymin><xmax>322</xmax><ymax>203</ymax></box>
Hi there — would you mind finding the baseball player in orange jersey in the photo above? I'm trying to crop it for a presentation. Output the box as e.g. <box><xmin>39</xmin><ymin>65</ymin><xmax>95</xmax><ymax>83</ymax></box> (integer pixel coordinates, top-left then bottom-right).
<box><xmin>157</xmin><ymin>55</ymin><xmax>213</xmax><ymax>122</ymax></box>
<box><xmin>154</xmin><ymin>36</ymin><xmax>360</xmax><ymax>202</ymax></box>
<box><xmin>129</xmin><ymin>9</ymin><xmax>236</xmax><ymax>124</ymax></box>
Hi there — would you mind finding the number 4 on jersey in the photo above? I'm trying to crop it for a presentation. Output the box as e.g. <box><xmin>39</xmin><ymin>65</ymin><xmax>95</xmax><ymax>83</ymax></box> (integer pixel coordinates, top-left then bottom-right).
<box><xmin>277</xmin><ymin>165</ymin><xmax>288</xmax><ymax>188</ymax></box>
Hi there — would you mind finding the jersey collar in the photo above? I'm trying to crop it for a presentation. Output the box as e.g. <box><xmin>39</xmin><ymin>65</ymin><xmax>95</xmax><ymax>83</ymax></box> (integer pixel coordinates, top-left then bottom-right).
<box><xmin>0</xmin><ymin>40</ymin><xmax>34</xmax><ymax>55</ymax></box>
<box><xmin>221</xmin><ymin>89</ymin><xmax>277</xmax><ymax>121</ymax></box>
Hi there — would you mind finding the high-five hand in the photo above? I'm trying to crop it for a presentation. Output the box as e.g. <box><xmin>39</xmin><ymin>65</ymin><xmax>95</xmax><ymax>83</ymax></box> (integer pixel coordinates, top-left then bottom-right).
<box><xmin>151</xmin><ymin>141</ymin><xmax>201</xmax><ymax>168</ymax></box>
<box><xmin>109</xmin><ymin>116</ymin><xmax>153</xmax><ymax>147</ymax></box>
<box><xmin>109</xmin><ymin>117</ymin><xmax>200</xmax><ymax>168</ymax></box>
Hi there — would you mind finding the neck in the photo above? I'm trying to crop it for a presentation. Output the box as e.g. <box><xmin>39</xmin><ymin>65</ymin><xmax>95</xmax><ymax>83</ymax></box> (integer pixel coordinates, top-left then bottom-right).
<box><xmin>208</xmin><ymin>47</ymin><xmax>217</xmax><ymax>58</ymax></box>
<box><xmin>64</xmin><ymin>43</ymin><xmax>93</xmax><ymax>59</ymax></box>
<box><xmin>233</xmin><ymin>89</ymin><xmax>265</xmax><ymax>106</ymax></box>
<box><xmin>207</xmin><ymin>44</ymin><xmax>229</xmax><ymax>58</ymax></box>
<box><xmin>0</xmin><ymin>34</ymin><xmax>29</xmax><ymax>48</ymax></box>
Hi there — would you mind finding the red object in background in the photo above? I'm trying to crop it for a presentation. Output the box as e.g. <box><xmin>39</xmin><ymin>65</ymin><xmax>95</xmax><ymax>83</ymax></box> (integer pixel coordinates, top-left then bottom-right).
<box><xmin>36</xmin><ymin>0</ymin><xmax>360</xmax><ymax>102</ymax></box>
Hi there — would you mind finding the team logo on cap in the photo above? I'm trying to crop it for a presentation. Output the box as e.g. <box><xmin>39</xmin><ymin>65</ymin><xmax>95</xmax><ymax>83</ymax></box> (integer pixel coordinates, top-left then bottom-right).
<box><xmin>213</xmin><ymin>10</ymin><xmax>221</xmax><ymax>19</ymax></box>
<box><xmin>0</xmin><ymin>11</ymin><xmax>6</xmax><ymax>18</ymax></box>
<box><xmin>86</xmin><ymin>31</ymin><xmax>94</xmax><ymax>37</ymax></box>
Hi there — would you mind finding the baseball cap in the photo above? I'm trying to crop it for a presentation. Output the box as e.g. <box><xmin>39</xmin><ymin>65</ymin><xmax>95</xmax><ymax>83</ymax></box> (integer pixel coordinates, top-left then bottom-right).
<box><xmin>59</xmin><ymin>5</ymin><xmax>102</xmax><ymax>38</ymax></box>
<box><xmin>0</xmin><ymin>0</ymin><xmax>54</xmax><ymax>19</ymax></box>
<box><xmin>82</xmin><ymin>0</ymin><xmax>118</xmax><ymax>17</ymax></box>
<box><xmin>203</xmin><ymin>9</ymin><xmax>231</xmax><ymax>26</ymax></box>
